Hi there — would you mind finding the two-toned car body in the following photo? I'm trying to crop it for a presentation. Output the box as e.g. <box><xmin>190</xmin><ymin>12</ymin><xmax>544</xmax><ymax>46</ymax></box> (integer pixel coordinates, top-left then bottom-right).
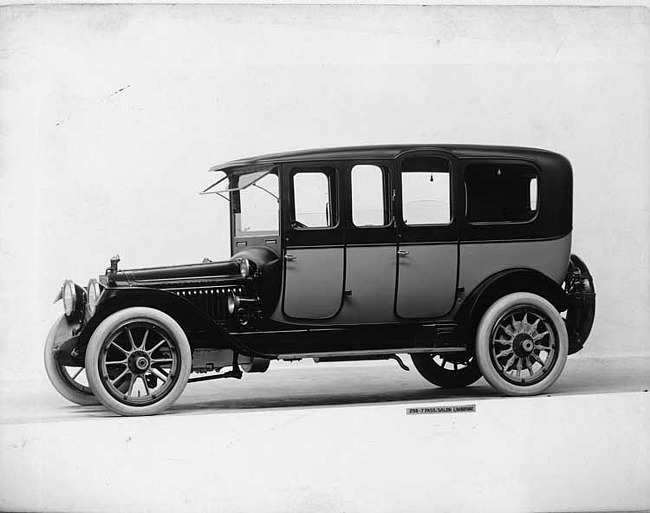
<box><xmin>45</xmin><ymin>144</ymin><xmax>595</xmax><ymax>415</ymax></box>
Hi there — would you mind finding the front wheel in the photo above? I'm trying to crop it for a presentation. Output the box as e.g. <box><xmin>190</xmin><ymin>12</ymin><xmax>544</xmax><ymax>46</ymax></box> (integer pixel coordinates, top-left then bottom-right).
<box><xmin>44</xmin><ymin>316</ymin><xmax>99</xmax><ymax>406</ymax></box>
<box><xmin>475</xmin><ymin>292</ymin><xmax>568</xmax><ymax>396</ymax></box>
<box><xmin>85</xmin><ymin>307</ymin><xmax>191</xmax><ymax>416</ymax></box>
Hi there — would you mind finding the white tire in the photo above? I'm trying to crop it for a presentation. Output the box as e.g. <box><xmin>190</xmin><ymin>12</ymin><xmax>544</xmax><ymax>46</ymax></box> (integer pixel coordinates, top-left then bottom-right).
<box><xmin>44</xmin><ymin>316</ymin><xmax>100</xmax><ymax>406</ymax></box>
<box><xmin>475</xmin><ymin>292</ymin><xmax>568</xmax><ymax>396</ymax></box>
<box><xmin>85</xmin><ymin>307</ymin><xmax>191</xmax><ymax>416</ymax></box>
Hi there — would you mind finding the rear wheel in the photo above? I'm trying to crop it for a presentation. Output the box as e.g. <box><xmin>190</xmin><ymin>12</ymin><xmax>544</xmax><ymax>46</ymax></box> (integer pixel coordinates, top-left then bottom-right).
<box><xmin>411</xmin><ymin>352</ymin><xmax>482</xmax><ymax>388</ymax></box>
<box><xmin>85</xmin><ymin>307</ymin><xmax>191</xmax><ymax>416</ymax></box>
<box><xmin>475</xmin><ymin>292</ymin><xmax>568</xmax><ymax>396</ymax></box>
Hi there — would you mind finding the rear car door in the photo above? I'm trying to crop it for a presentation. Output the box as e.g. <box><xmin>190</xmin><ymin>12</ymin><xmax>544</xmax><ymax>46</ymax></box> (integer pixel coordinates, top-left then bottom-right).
<box><xmin>395</xmin><ymin>153</ymin><xmax>459</xmax><ymax>319</ymax></box>
<box><xmin>281</xmin><ymin>163</ymin><xmax>345</xmax><ymax>320</ymax></box>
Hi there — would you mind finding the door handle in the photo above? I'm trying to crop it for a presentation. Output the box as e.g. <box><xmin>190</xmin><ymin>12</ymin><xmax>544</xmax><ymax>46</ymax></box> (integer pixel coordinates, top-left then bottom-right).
<box><xmin>284</xmin><ymin>254</ymin><xmax>297</xmax><ymax>261</ymax></box>
<box><xmin>397</xmin><ymin>250</ymin><xmax>409</xmax><ymax>256</ymax></box>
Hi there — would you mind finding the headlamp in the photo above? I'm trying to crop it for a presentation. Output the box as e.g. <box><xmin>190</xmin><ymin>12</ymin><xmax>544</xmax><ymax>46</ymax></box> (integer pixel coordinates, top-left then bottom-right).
<box><xmin>62</xmin><ymin>279</ymin><xmax>77</xmax><ymax>317</ymax></box>
<box><xmin>239</xmin><ymin>258</ymin><xmax>251</xmax><ymax>279</ymax></box>
<box><xmin>86</xmin><ymin>279</ymin><xmax>102</xmax><ymax>317</ymax></box>
<box><xmin>227</xmin><ymin>294</ymin><xmax>238</xmax><ymax>315</ymax></box>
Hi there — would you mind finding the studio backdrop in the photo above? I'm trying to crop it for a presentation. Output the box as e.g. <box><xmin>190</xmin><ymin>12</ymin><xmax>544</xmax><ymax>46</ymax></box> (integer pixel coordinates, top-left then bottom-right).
<box><xmin>0</xmin><ymin>4</ymin><xmax>648</xmax><ymax>378</ymax></box>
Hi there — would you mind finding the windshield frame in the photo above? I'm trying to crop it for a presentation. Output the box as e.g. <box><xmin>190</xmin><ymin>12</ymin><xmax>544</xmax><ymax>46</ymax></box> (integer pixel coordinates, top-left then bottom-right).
<box><xmin>202</xmin><ymin>165</ymin><xmax>281</xmax><ymax>247</ymax></box>
<box><xmin>200</xmin><ymin>165</ymin><xmax>277</xmax><ymax>200</ymax></box>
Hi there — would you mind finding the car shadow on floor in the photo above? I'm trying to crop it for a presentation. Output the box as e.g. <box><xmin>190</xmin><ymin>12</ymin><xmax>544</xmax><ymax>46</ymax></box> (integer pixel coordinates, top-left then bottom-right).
<box><xmin>169</xmin><ymin>384</ymin><xmax>501</xmax><ymax>416</ymax></box>
<box><xmin>27</xmin><ymin>357</ymin><xmax>650</xmax><ymax>420</ymax></box>
<box><xmin>65</xmin><ymin>378</ymin><xmax>647</xmax><ymax>419</ymax></box>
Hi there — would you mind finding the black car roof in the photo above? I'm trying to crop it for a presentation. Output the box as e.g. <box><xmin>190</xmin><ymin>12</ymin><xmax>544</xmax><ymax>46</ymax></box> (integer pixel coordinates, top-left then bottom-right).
<box><xmin>209</xmin><ymin>144</ymin><xmax>567</xmax><ymax>174</ymax></box>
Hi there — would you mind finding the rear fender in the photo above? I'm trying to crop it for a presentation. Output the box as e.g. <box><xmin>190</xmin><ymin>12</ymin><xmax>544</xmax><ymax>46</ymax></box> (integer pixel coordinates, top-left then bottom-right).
<box><xmin>456</xmin><ymin>268</ymin><xmax>567</xmax><ymax>342</ymax></box>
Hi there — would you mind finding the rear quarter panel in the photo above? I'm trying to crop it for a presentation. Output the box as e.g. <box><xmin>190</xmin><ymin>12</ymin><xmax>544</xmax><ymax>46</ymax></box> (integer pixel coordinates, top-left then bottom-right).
<box><xmin>459</xmin><ymin>233</ymin><xmax>572</xmax><ymax>295</ymax></box>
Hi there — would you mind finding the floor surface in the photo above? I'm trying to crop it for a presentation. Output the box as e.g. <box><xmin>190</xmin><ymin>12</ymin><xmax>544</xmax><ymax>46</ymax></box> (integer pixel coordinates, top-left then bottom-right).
<box><xmin>1</xmin><ymin>355</ymin><xmax>648</xmax><ymax>512</ymax></box>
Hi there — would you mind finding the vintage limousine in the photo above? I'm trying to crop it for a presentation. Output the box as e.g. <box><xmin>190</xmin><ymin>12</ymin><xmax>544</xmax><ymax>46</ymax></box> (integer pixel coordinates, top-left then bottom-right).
<box><xmin>45</xmin><ymin>145</ymin><xmax>596</xmax><ymax>415</ymax></box>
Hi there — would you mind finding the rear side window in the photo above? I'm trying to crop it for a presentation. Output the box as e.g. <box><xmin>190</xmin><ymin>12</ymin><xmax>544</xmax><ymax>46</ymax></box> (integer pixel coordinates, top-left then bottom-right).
<box><xmin>465</xmin><ymin>163</ymin><xmax>538</xmax><ymax>223</ymax></box>
<box><xmin>401</xmin><ymin>157</ymin><xmax>451</xmax><ymax>226</ymax></box>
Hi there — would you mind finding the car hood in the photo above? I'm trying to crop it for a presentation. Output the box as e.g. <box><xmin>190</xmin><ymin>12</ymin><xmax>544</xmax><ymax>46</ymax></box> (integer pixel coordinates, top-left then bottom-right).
<box><xmin>113</xmin><ymin>259</ymin><xmax>244</xmax><ymax>288</ymax></box>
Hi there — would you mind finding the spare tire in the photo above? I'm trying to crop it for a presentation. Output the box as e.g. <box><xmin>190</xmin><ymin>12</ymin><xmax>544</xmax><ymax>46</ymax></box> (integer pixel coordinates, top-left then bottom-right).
<box><xmin>563</xmin><ymin>254</ymin><xmax>596</xmax><ymax>355</ymax></box>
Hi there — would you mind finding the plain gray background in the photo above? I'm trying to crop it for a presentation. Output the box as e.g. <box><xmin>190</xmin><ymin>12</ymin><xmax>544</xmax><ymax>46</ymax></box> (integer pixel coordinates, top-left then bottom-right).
<box><xmin>0</xmin><ymin>4</ymin><xmax>648</xmax><ymax>379</ymax></box>
<box><xmin>0</xmin><ymin>5</ymin><xmax>649</xmax><ymax>513</ymax></box>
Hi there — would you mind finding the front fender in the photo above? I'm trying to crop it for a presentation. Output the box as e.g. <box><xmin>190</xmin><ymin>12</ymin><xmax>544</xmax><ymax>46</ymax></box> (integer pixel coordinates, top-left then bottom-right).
<box><xmin>78</xmin><ymin>287</ymin><xmax>254</xmax><ymax>354</ymax></box>
<box><xmin>45</xmin><ymin>315</ymin><xmax>84</xmax><ymax>366</ymax></box>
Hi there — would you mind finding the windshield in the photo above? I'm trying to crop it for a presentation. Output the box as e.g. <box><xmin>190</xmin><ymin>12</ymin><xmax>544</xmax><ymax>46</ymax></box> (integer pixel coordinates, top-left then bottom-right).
<box><xmin>202</xmin><ymin>166</ymin><xmax>280</xmax><ymax>238</ymax></box>
<box><xmin>235</xmin><ymin>172</ymin><xmax>279</xmax><ymax>237</ymax></box>
<box><xmin>201</xmin><ymin>167</ymin><xmax>273</xmax><ymax>196</ymax></box>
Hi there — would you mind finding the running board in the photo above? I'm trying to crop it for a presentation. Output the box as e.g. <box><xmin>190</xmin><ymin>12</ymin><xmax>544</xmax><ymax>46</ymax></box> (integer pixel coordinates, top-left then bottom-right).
<box><xmin>277</xmin><ymin>347</ymin><xmax>465</xmax><ymax>361</ymax></box>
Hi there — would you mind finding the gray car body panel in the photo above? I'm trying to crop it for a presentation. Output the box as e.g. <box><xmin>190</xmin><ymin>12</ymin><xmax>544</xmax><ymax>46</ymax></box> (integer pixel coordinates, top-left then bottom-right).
<box><xmin>396</xmin><ymin>243</ymin><xmax>458</xmax><ymax>319</ymax></box>
<box><xmin>282</xmin><ymin>246</ymin><xmax>345</xmax><ymax>319</ymax></box>
<box><xmin>458</xmin><ymin>234</ymin><xmax>571</xmax><ymax>293</ymax></box>
<box><xmin>338</xmin><ymin>245</ymin><xmax>396</xmax><ymax>323</ymax></box>
<box><xmin>271</xmin><ymin>234</ymin><xmax>570</xmax><ymax>326</ymax></box>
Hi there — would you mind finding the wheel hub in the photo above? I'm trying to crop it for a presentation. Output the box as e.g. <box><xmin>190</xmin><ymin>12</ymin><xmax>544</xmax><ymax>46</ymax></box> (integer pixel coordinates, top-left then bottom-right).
<box><xmin>513</xmin><ymin>333</ymin><xmax>535</xmax><ymax>357</ymax></box>
<box><xmin>128</xmin><ymin>351</ymin><xmax>150</xmax><ymax>373</ymax></box>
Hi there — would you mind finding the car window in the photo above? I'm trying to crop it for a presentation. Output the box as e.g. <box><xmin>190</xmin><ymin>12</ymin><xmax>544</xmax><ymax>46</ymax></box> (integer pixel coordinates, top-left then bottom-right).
<box><xmin>351</xmin><ymin>165</ymin><xmax>389</xmax><ymax>227</ymax></box>
<box><xmin>401</xmin><ymin>157</ymin><xmax>451</xmax><ymax>225</ymax></box>
<box><xmin>292</xmin><ymin>170</ymin><xmax>337</xmax><ymax>229</ymax></box>
<box><xmin>530</xmin><ymin>176</ymin><xmax>538</xmax><ymax>211</ymax></box>
<box><xmin>235</xmin><ymin>172</ymin><xmax>279</xmax><ymax>237</ymax></box>
<box><xmin>465</xmin><ymin>163</ymin><xmax>538</xmax><ymax>223</ymax></box>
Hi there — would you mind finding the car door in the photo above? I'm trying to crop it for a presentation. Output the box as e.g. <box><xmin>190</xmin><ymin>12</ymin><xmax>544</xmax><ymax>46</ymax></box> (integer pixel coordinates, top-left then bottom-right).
<box><xmin>281</xmin><ymin>163</ymin><xmax>345</xmax><ymax>320</ymax></box>
<box><xmin>395</xmin><ymin>153</ymin><xmax>459</xmax><ymax>319</ymax></box>
<box><xmin>339</xmin><ymin>161</ymin><xmax>398</xmax><ymax>323</ymax></box>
